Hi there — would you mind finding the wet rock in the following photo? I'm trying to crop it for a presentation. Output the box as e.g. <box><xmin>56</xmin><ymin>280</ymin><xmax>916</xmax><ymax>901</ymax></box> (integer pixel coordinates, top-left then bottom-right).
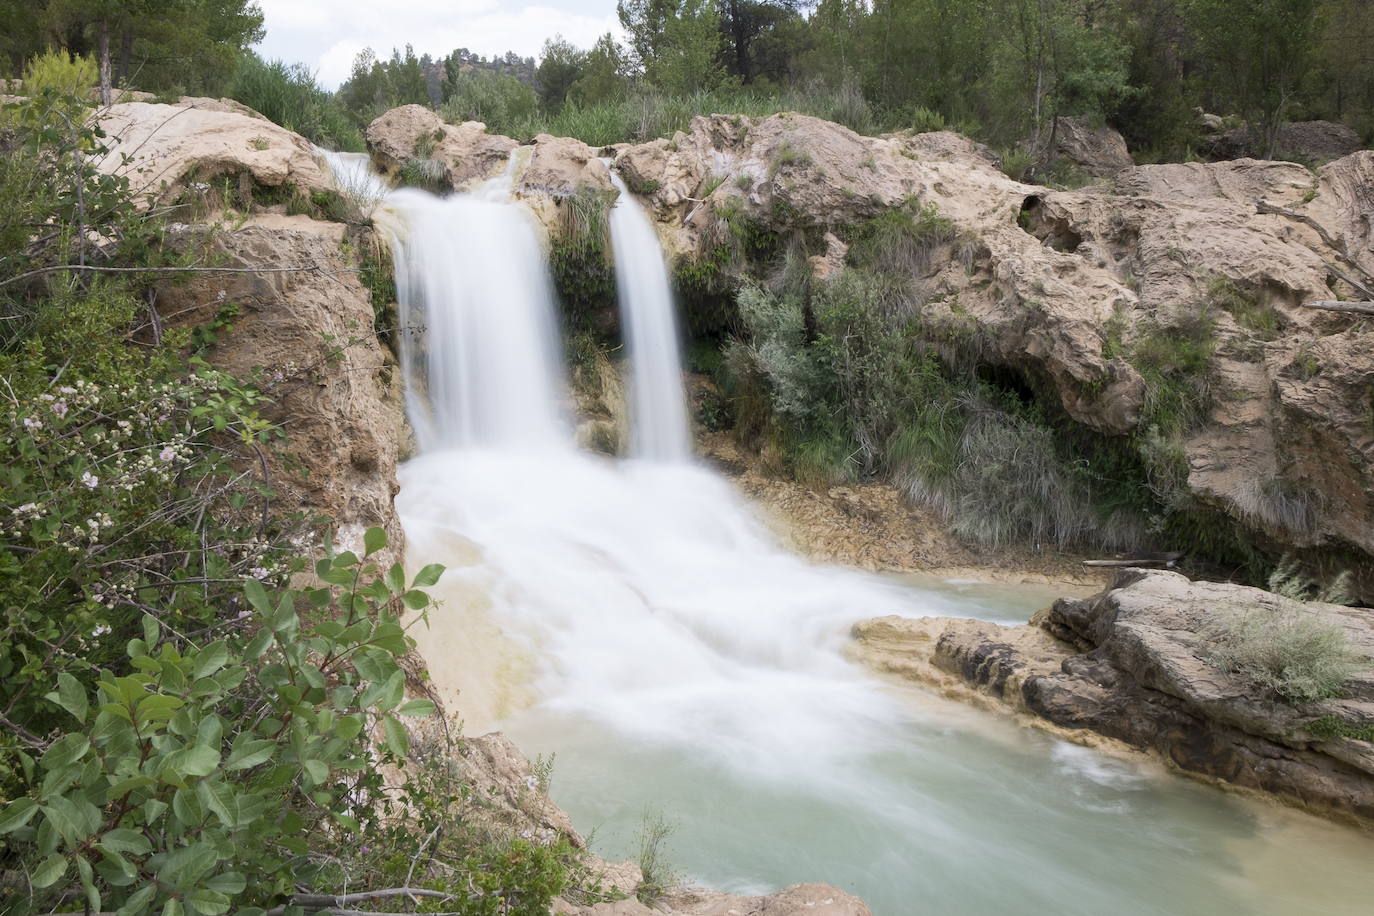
<box><xmin>853</xmin><ymin>570</ymin><xmax>1374</xmax><ymax>821</ymax></box>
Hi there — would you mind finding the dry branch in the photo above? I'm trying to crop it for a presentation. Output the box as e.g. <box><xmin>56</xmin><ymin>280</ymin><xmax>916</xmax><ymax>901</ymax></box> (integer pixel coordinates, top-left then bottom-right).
<box><xmin>1301</xmin><ymin>300</ymin><xmax>1374</xmax><ymax>317</ymax></box>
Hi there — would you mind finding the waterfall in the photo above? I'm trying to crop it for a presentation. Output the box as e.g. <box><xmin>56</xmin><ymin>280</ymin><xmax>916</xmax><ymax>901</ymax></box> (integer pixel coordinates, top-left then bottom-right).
<box><xmin>376</xmin><ymin>150</ymin><xmax>570</xmax><ymax>452</ymax></box>
<box><xmin>321</xmin><ymin>150</ymin><xmax>1374</xmax><ymax>916</ymax></box>
<box><xmin>607</xmin><ymin>173</ymin><xmax>691</xmax><ymax>461</ymax></box>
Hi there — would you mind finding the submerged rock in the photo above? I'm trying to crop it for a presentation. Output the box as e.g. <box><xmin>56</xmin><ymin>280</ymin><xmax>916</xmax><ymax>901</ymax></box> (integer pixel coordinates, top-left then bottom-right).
<box><xmin>853</xmin><ymin>570</ymin><xmax>1374</xmax><ymax>821</ymax></box>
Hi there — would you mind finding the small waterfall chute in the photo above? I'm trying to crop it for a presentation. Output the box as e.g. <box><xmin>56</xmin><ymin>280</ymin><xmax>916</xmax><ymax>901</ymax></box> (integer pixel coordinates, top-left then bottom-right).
<box><xmin>607</xmin><ymin>171</ymin><xmax>692</xmax><ymax>461</ymax></box>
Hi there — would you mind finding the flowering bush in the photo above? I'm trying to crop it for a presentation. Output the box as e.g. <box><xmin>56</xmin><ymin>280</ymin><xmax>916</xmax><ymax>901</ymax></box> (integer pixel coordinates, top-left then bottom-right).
<box><xmin>0</xmin><ymin>354</ymin><xmax>294</xmax><ymax>744</ymax></box>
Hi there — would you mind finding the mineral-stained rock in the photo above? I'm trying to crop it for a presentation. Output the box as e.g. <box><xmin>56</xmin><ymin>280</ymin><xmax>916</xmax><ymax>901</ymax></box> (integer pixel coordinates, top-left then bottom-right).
<box><xmin>365</xmin><ymin>103</ymin><xmax>518</xmax><ymax>190</ymax></box>
<box><xmin>852</xmin><ymin>569</ymin><xmax>1374</xmax><ymax>821</ymax></box>
<box><xmin>152</xmin><ymin>215</ymin><xmax>406</xmax><ymax>567</ymax></box>
<box><xmin>95</xmin><ymin>99</ymin><xmax>334</xmax><ymax>205</ymax></box>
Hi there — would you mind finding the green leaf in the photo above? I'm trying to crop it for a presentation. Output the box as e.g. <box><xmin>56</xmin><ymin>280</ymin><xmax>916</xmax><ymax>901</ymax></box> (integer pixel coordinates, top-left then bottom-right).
<box><xmin>31</xmin><ymin>852</ymin><xmax>67</xmax><ymax>888</ymax></box>
<box><xmin>301</xmin><ymin>759</ymin><xmax>328</xmax><ymax>786</ymax></box>
<box><xmin>179</xmin><ymin>745</ymin><xmax>220</xmax><ymax>778</ymax></box>
<box><xmin>385</xmin><ymin>563</ymin><xmax>406</xmax><ymax>595</ymax></box>
<box><xmin>412</xmin><ymin>563</ymin><xmax>445</xmax><ymax>588</ymax></box>
<box><xmin>381</xmin><ymin>715</ymin><xmax>410</xmax><ymax>756</ymax></box>
<box><xmin>52</xmin><ymin>672</ymin><xmax>89</xmax><ymax>723</ymax></box>
<box><xmin>100</xmin><ymin>827</ymin><xmax>152</xmax><ymax>856</ymax></box>
<box><xmin>42</xmin><ymin>795</ymin><xmax>101</xmax><ymax>845</ymax></box>
<box><xmin>398</xmin><ymin>698</ymin><xmax>436</xmax><ymax>718</ymax></box>
<box><xmin>77</xmin><ymin>854</ymin><xmax>99</xmax><ymax>910</ymax></box>
<box><xmin>116</xmin><ymin>884</ymin><xmax>157</xmax><ymax>916</ymax></box>
<box><xmin>363</xmin><ymin>526</ymin><xmax>387</xmax><ymax>557</ymax></box>
<box><xmin>225</xmin><ymin>736</ymin><xmax>274</xmax><ymax>771</ymax></box>
<box><xmin>401</xmin><ymin>589</ymin><xmax>430</xmax><ymax>610</ymax></box>
<box><xmin>243</xmin><ymin>578</ymin><xmax>273</xmax><ymax>615</ymax></box>
<box><xmin>0</xmin><ymin>797</ymin><xmax>39</xmax><ymax>835</ymax></box>
<box><xmin>204</xmin><ymin>871</ymin><xmax>246</xmax><ymax>895</ymax></box>
<box><xmin>193</xmin><ymin>641</ymin><xmax>229</xmax><ymax>679</ymax></box>
<box><xmin>40</xmin><ymin>733</ymin><xmax>90</xmax><ymax>770</ymax></box>
<box><xmin>161</xmin><ymin>899</ymin><xmax>184</xmax><ymax>916</ymax></box>
<box><xmin>142</xmin><ymin>614</ymin><xmax>160</xmax><ymax>645</ymax></box>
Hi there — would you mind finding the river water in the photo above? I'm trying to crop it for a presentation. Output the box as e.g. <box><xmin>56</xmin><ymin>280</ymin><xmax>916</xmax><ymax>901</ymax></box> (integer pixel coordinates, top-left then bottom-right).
<box><xmin>336</xmin><ymin>149</ymin><xmax>1374</xmax><ymax>916</ymax></box>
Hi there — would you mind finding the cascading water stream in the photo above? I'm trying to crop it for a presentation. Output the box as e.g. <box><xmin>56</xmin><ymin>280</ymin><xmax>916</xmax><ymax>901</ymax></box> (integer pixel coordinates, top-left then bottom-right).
<box><xmin>321</xmin><ymin>151</ymin><xmax>1374</xmax><ymax>916</ymax></box>
<box><xmin>607</xmin><ymin>171</ymin><xmax>691</xmax><ymax>461</ymax></box>
<box><xmin>376</xmin><ymin>149</ymin><xmax>569</xmax><ymax>452</ymax></box>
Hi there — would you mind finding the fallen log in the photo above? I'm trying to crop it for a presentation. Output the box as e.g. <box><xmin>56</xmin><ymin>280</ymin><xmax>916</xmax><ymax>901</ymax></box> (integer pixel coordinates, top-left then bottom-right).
<box><xmin>1302</xmin><ymin>300</ymin><xmax>1374</xmax><ymax>317</ymax></box>
<box><xmin>1083</xmin><ymin>551</ymin><xmax>1183</xmax><ymax>569</ymax></box>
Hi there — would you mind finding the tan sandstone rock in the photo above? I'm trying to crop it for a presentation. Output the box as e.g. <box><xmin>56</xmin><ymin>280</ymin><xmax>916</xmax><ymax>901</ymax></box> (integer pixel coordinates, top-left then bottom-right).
<box><xmin>364</xmin><ymin>103</ymin><xmax>517</xmax><ymax>190</ymax></box>
<box><xmin>152</xmin><ymin>216</ymin><xmax>406</xmax><ymax>567</ymax></box>
<box><xmin>853</xmin><ymin>569</ymin><xmax>1374</xmax><ymax>821</ymax></box>
<box><xmin>95</xmin><ymin>99</ymin><xmax>334</xmax><ymax>205</ymax></box>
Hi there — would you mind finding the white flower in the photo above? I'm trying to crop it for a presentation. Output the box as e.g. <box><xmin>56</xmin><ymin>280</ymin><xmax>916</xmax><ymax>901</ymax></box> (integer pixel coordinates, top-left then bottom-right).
<box><xmin>58</xmin><ymin>386</ymin><xmax>76</xmax><ymax>394</ymax></box>
<box><xmin>52</xmin><ymin>401</ymin><xmax>68</xmax><ymax>418</ymax></box>
<box><xmin>159</xmin><ymin>445</ymin><xmax>177</xmax><ymax>462</ymax></box>
<box><xmin>92</xmin><ymin>624</ymin><xmax>111</xmax><ymax>637</ymax></box>
<box><xmin>80</xmin><ymin>471</ymin><xmax>99</xmax><ymax>488</ymax></box>
<box><xmin>249</xmin><ymin>567</ymin><xmax>270</xmax><ymax>580</ymax></box>
<box><xmin>22</xmin><ymin>417</ymin><xmax>41</xmax><ymax>431</ymax></box>
<box><xmin>525</xmin><ymin>775</ymin><xmax>539</xmax><ymax>791</ymax></box>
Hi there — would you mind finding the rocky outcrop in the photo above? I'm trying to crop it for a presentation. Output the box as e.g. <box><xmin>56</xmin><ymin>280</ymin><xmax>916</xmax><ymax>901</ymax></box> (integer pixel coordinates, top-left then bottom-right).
<box><xmin>853</xmin><ymin>570</ymin><xmax>1374</xmax><ymax>821</ymax></box>
<box><xmin>364</xmin><ymin>103</ymin><xmax>517</xmax><ymax>190</ymax></box>
<box><xmin>95</xmin><ymin>99</ymin><xmax>334</xmax><ymax>205</ymax></box>
<box><xmin>1049</xmin><ymin>115</ymin><xmax>1135</xmax><ymax>176</ymax></box>
<box><xmin>1204</xmin><ymin>120</ymin><xmax>1363</xmax><ymax>165</ymax></box>
<box><xmin>601</xmin><ymin>111</ymin><xmax>1374</xmax><ymax>587</ymax></box>
<box><xmin>151</xmin><ymin>214</ymin><xmax>406</xmax><ymax>566</ymax></box>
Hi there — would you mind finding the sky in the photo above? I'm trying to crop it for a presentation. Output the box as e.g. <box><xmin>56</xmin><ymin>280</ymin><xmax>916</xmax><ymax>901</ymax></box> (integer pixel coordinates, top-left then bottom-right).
<box><xmin>253</xmin><ymin>0</ymin><xmax>624</xmax><ymax>88</ymax></box>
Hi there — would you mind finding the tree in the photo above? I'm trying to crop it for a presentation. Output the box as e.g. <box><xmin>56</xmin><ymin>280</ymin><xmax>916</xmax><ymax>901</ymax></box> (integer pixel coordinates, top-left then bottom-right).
<box><xmin>1185</xmin><ymin>0</ymin><xmax>1323</xmax><ymax>155</ymax></box>
<box><xmin>718</xmin><ymin>0</ymin><xmax>806</xmax><ymax>84</ymax></box>
<box><xmin>19</xmin><ymin>0</ymin><xmax>263</xmax><ymax>100</ymax></box>
<box><xmin>569</xmin><ymin>33</ymin><xmax>631</xmax><ymax>105</ymax></box>
<box><xmin>536</xmin><ymin>35</ymin><xmax>588</xmax><ymax>113</ymax></box>
<box><xmin>634</xmin><ymin>0</ymin><xmax>729</xmax><ymax>94</ymax></box>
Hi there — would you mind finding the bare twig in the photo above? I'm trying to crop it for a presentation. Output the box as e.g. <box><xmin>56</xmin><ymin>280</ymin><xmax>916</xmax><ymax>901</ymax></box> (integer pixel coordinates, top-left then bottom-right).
<box><xmin>0</xmin><ymin>263</ymin><xmax>355</xmax><ymax>289</ymax></box>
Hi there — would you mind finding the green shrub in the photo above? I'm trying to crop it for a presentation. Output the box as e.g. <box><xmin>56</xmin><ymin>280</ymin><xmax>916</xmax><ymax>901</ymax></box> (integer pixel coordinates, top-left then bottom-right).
<box><xmin>1209</xmin><ymin>276</ymin><xmax>1278</xmax><ymax>336</ymax></box>
<box><xmin>440</xmin><ymin>71</ymin><xmax>539</xmax><ymax>134</ymax></box>
<box><xmin>634</xmin><ymin>809</ymin><xmax>680</xmax><ymax>905</ymax></box>
<box><xmin>0</xmin><ymin>529</ymin><xmax>453</xmax><ymax>912</ymax></box>
<box><xmin>227</xmin><ymin>54</ymin><xmax>364</xmax><ymax>152</ymax></box>
<box><xmin>21</xmin><ymin>50</ymin><xmax>97</xmax><ymax>101</ymax></box>
<box><xmin>1205</xmin><ymin>601</ymin><xmax>1362</xmax><ymax>704</ymax></box>
<box><xmin>550</xmin><ymin>187</ymin><xmax>616</xmax><ymax>327</ymax></box>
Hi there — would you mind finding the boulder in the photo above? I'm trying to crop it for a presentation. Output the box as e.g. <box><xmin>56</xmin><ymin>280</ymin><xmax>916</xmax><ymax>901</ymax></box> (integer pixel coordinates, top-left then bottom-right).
<box><xmin>852</xmin><ymin>570</ymin><xmax>1374</xmax><ymax>821</ymax></box>
<box><xmin>1049</xmin><ymin>115</ymin><xmax>1134</xmax><ymax>176</ymax></box>
<box><xmin>364</xmin><ymin>103</ymin><xmax>517</xmax><ymax>190</ymax></box>
<box><xmin>94</xmin><ymin>99</ymin><xmax>334</xmax><ymax>205</ymax></box>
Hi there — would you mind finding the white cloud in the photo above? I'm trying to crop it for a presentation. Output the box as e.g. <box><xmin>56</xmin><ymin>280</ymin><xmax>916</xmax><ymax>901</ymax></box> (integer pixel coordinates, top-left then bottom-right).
<box><xmin>255</xmin><ymin>0</ymin><xmax>624</xmax><ymax>87</ymax></box>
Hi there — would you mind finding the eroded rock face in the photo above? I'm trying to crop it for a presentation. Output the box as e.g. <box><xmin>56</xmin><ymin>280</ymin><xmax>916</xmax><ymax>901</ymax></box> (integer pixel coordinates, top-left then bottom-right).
<box><xmin>853</xmin><ymin>570</ymin><xmax>1374</xmax><ymax>821</ymax></box>
<box><xmin>600</xmin><ymin>110</ymin><xmax>1374</xmax><ymax>579</ymax></box>
<box><xmin>365</xmin><ymin>103</ymin><xmax>518</xmax><ymax>190</ymax></box>
<box><xmin>95</xmin><ymin>100</ymin><xmax>334</xmax><ymax>205</ymax></box>
<box><xmin>152</xmin><ymin>215</ymin><xmax>406</xmax><ymax>567</ymax></box>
